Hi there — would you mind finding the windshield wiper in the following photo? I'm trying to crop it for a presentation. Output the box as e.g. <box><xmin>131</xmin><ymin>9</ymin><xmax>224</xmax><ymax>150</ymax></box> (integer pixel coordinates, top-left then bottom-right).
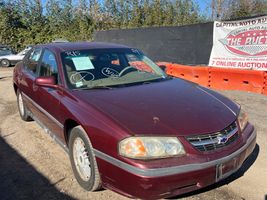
<box><xmin>141</xmin><ymin>77</ymin><xmax>168</xmax><ymax>85</ymax></box>
<box><xmin>75</xmin><ymin>85</ymin><xmax>113</xmax><ymax>90</ymax></box>
<box><xmin>88</xmin><ymin>85</ymin><xmax>113</xmax><ymax>90</ymax></box>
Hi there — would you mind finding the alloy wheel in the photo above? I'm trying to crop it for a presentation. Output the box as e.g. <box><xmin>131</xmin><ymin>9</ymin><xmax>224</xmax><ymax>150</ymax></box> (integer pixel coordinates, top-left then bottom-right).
<box><xmin>73</xmin><ymin>137</ymin><xmax>91</xmax><ymax>181</ymax></box>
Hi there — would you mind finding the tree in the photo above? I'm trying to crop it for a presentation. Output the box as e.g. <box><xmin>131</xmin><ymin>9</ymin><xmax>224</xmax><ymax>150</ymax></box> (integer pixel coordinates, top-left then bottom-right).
<box><xmin>0</xmin><ymin>2</ymin><xmax>25</xmax><ymax>50</ymax></box>
<box><xmin>0</xmin><ymin>0</ymin><xmax>207</xmax><ymax>50</ymax></box>
<box><xmin>129</xmin><ymin>0</ymin><xmax>142</xmax><ymax>28</ymax></box>
<box><xmin>211</xmin><ymin>0</ymin><xmax>267</xmax><ymax>20</ymax></box>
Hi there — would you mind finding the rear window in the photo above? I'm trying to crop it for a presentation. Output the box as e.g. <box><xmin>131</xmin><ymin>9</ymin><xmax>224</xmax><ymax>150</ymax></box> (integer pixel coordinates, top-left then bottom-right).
<box><xmin>0</xmin><ymin>47</ymin><xmax>12</xmax><ymax>56</ymax></box>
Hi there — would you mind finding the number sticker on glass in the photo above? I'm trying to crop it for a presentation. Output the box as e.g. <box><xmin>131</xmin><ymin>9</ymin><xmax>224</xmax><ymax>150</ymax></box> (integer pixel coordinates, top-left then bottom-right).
<box><xmin>72</xmin><ymin>57</ymin><xmax>95</xmax><ymax>70</ymax></box>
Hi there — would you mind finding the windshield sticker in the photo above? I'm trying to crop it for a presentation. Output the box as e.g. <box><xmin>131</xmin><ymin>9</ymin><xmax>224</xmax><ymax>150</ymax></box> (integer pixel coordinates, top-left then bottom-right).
<box><xmin>72</xmin><ymin>56</ymin><xmax>95</xmax><ymax>70</ymax></box>
<box><xmin>70</xmin><ymin>71</ymin><xmax>95</xmax><ymax>84</ymax></box>
<box><xmin>101</xmin><ymin>67</ymin><xmax>119</xmax><ymax>78</ymax></box>
<box><xmin>65</xmin><ymin>51</ymin><xmax>80</xmax><ymax>56</ymax></box>
<box><xmin>75</xmin><ymin>81</ymin><xmax>83</xmax><ymax>87</ymax></box>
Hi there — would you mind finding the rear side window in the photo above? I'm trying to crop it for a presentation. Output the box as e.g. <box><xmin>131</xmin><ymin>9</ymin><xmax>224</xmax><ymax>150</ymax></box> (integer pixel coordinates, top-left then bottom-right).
<box><xmin>24</xmin><ymin>48</ymin><xmax>42</xmax><ymax>74</ymax></box>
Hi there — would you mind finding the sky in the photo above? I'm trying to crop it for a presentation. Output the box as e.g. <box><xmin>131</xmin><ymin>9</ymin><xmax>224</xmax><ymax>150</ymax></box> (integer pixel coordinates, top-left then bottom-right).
<box><xmin>195</xmin><ymin>0</ymin><xmax>210</xmax><ymax>13</ymax></box>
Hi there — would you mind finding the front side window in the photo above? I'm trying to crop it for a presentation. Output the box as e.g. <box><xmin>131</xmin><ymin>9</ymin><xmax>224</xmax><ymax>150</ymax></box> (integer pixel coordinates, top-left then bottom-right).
<box><xmin>61</xmin><ymin>48</ymin><xmax>167</xmax><ymax>89</ymax></box>
<box><xmin>24</xmin><ymin>48</ymin><xmax>42</xmax><ymax>74</ymax></box>
<box><xmin>39</xmin><ymin>50</ymin><xmax>58</xmax><ymax>78</ymax></box>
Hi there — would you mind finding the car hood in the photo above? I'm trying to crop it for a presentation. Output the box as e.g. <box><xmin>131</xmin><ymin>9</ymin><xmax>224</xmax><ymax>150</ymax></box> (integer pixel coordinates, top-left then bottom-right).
<box><xmin>72</xmin><ymin>78</ymin><xmax>239</xmax><ymax>136</ymax></box>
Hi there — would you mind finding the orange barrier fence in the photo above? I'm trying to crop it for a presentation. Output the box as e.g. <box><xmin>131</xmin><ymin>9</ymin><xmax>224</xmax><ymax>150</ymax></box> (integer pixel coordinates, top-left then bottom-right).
<box><xmin>157</xmin><ymin>62</ymin><xmax>267</xmax><ymax>95</ymax></box>
<box><xmin>209</xmin><ymin>68</ymin><xmax>265</xmax><ymax>94</ymax></box>
<box><xmin>167</xmin><ymin>64</ymin><xmax>210</xmax><ymax>87</ymax></box>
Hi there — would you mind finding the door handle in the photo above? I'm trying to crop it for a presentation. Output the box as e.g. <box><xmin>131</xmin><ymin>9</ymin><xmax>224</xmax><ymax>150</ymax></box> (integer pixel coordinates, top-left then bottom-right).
<box><xmin>32</xmin><ymin>83</ymin><xmax>38</xmax><ymax>92</ymax></box>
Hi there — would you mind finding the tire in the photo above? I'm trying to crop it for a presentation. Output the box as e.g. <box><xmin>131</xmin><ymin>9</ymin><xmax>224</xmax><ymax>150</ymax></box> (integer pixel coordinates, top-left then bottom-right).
<box><xmin>17</xmin><ymin>90</ymin><xmax>32</xmax><ymax>121</ymax></box>
<box><xmin>69</xmin><ymin>126</ymin><xmax>101</xmax><ymax>191</ymax></box>
<box><xmin>1</xmin><ymin>59</ymin><xmax>10</xmax><ymax>67</ymax></box>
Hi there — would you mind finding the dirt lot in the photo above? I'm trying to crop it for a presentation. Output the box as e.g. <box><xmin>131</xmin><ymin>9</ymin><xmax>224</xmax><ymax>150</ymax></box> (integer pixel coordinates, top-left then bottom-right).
<box><xmin>0</xmin><ymin>67</ymin><xmax>266</xmax><ymax>200</ymax></box>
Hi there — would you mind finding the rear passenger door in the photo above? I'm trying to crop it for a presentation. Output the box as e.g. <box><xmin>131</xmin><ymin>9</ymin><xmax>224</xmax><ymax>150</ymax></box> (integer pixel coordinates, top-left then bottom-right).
<box><xmin>34</xmin><ymin>49</ymin><xmax>65</xmax><ymax>142</ymax></box>
<box><xmin>19</xmin><ymin>47</ymin><xmax>42</xmax><ymax>116</ymax></box>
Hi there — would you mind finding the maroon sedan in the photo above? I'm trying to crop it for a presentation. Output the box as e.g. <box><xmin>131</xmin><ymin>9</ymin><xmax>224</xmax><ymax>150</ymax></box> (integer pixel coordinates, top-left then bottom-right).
<box><xmin>13</xmin><ymin>42</ymin><xmax>256</xmax><ymax>199</ymax></box>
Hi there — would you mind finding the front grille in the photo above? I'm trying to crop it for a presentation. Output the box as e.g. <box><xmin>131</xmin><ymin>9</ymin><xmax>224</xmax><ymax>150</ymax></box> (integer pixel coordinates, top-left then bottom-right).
<box><xmin>186</xmin><ymin>121</ymin><xmax>238</xmax><ymax>152</ymax></box>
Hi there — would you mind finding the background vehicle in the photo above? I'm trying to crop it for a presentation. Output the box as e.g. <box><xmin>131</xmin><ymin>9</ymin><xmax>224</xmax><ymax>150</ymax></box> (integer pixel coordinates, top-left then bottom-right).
<box><xmin>13</xmin><ymin>42</ymin><xmax>256</xmax><ymax>199</ymax></box>
<box><xmin>0</xmin><ymin>44</ymin><xmax>13</xmax><ymax>56</ymax></box>
<box><xmin>0</xmin><ymin>46</ymin><xmax>32</xmax><ymax>67</ymax></box>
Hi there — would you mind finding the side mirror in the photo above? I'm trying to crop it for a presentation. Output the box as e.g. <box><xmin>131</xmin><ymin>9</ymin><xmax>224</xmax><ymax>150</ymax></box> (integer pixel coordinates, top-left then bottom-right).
<box><xmin>158</xmin><ymin>65</ymin><xmax>167</xmax><ymax>72</ymax></box>
<box><xmin>35</xmin><ymin>76</ymin><xmax>57</xmax><ymax>88</ymax></box>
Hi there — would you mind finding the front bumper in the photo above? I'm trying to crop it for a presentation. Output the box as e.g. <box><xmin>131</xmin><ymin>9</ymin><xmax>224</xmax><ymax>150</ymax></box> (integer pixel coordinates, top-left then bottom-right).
<box><xmin>95</xmin><ymin>127</ymin><xmax>257</xmax><ymax>199</ymax></box>
<box><xmin>10</xmin><ymin>60</ymin><xmax>21</xmax><ymax>66</ymax></box>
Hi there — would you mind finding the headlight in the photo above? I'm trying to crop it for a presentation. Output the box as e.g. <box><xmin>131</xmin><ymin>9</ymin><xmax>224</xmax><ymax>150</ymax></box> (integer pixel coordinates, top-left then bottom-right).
<box><xmin>238</xmin><ymin>108</ymin><xmax>248</xmax><ymax>132</ymax></box>
<box><xmin>119</xmin><ymin>137</ymin><xmax>185</xmax><ymax>159</ymax></box>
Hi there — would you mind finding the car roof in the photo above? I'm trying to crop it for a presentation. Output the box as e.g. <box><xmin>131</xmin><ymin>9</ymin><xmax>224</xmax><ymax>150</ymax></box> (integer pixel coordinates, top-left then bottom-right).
<box><xmin>35</xmin><ymin>42</ymin><xmax>131</xmax><ymax>52</ymax></box>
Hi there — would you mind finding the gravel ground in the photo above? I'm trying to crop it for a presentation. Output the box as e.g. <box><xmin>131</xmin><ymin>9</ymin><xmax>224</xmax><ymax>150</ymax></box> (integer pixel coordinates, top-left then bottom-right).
<box><xmin>0</xmin><ymin>67</ymin><xmax>266</xmax><ymax>200</ymax></box>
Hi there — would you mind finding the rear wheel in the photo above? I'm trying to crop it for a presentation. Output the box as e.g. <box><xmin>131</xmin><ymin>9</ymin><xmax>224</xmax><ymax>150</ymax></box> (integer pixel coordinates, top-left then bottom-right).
<box><xmin>17</xmin><ymin>90</ymin><xmax>32</xmax><ymax>121</ymax></box>
<box><xmin>69</xmin><ymin>126</ymin><xmax>101</xmax><ymax>191</ymax></box>
<box><xmin>1</xmin><ymin>59</ymin><xmax>10</xmax><ymax>67</ymax></box>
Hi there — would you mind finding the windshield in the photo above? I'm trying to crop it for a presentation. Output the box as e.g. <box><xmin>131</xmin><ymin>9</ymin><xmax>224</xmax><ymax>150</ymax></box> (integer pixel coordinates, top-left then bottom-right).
<box><xmin>61</xmin><ymin>48</ymin><xmax>167</xmax><ymax>89</ymax></box>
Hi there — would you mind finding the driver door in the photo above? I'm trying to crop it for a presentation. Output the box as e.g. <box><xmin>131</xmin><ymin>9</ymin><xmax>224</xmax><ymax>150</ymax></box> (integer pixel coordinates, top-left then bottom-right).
<box><xmin>34</xmin><ymin>49</ymin><xmax>65</xmax><ymax>141</ymax></box>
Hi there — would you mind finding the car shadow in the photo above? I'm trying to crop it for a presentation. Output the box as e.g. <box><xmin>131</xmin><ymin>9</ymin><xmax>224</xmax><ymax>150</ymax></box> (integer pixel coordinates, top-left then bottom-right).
<box><xmin>168</xmin><ymin>144</ymin><xmax>260</xmax><ymax>199</ymax></box>
<box><xmin>0</xmin><ymin>136</ymin><xmax>73</xmax><ymax>200</ymax></box>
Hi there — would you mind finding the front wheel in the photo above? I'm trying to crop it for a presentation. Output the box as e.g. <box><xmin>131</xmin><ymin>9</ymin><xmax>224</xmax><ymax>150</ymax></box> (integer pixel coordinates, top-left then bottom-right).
<box><xmin>1</xmin><ymin>59</ymin><xmax>10</xmax><ymax>67</ymax></box>
<box><xmin>69</xmin><ymin>126</ymin><xmax>101</xmax><ymax>191</ymax></box>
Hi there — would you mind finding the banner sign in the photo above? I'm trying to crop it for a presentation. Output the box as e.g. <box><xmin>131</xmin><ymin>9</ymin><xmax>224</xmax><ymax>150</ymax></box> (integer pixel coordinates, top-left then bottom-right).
<box><xmin>209</xmin><ymin>15</ymin><xmax>267</xmax><ymax>70</ymax></box>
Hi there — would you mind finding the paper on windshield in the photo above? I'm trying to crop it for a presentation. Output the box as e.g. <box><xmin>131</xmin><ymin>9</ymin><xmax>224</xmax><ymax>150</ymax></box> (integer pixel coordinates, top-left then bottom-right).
<box><xmin>72</xmin><ymin>56</ymin><xmax>95</xmax><ymax>70</ymax></box>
